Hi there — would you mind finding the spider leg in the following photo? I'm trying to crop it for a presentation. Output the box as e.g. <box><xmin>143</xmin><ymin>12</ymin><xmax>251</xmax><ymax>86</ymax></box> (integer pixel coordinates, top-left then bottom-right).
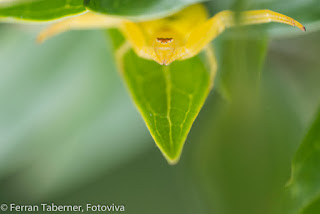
<box><xmin>37</xmin><ymin>12</ymin><xmax>123</xmax><ymax>43</ymax></box>
<box><xmin>38</xmin><ymin>12</ymin><xmax>153</xmax><ymax>62</ymax></box>
<box><xmin>181</xmin><ymin>9</ymin><xmax>306</xmax><ymax>59</ymax></box>
<box><xmin>119</xmin><ymin>22</ymin><xmax>154</xmax><ymax>61</ymax></box>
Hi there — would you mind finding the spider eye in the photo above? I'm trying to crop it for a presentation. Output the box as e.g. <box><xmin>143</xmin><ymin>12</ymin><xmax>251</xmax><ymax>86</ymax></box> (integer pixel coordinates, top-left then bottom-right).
<box><xmin>156</xmin><ymin>38</ymin><xmax>173</xmax><ymax>44</ymax></box>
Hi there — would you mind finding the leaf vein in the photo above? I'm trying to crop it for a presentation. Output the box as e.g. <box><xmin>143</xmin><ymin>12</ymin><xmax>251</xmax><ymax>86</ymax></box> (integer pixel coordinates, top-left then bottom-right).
<box><xmin>163</xmin><ymin>66</ymin><xmax>173</xmax><ymax>149</ymax></box>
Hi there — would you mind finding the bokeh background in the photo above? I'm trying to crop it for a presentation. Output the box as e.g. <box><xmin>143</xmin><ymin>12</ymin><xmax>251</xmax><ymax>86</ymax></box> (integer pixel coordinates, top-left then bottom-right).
<box><xmin>0</xmin><ymin>0</ymin><xmax>320</xmax><ymax>213</ymax></box>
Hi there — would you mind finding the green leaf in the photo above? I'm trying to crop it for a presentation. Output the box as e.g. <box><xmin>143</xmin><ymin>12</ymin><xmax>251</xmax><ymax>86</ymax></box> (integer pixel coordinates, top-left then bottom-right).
<box><xmin>85</xmin><ymin>0</ymin><xmax>207</xmax><ymax>21</ymax></box>
<box><xmin>108</xmin><ymin>30</ymin><xmax>212</xmax><ymax>164</ymax></box>
<box><xmin>0</xmin><ymin>0</ymin><xmax>86</xmax><ymax>21</ymax></box>
<box><xmin>123</xmin><ymin>51</ymin><xmax>211</xmax><ymax>163</ymax></box>
<box><xmin>287</xmin><ymin>108</ymin><xmax>320</xmax><ymax>213</ymax></box>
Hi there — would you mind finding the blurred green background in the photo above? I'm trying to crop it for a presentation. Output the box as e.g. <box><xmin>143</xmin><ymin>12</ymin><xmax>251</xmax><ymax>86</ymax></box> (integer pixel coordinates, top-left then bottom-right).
<box><xmin>0</xmin><ymin>0</ymin><xmax>320</xmax><ymax>213</ymax></box>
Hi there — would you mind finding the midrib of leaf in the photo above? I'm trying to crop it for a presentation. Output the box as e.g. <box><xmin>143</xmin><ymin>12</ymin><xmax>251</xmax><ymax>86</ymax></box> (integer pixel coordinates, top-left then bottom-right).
<box><xmin>163</xmin><ymin>66</ymin><xmax>174</xmax><ymax>150</ymax></box>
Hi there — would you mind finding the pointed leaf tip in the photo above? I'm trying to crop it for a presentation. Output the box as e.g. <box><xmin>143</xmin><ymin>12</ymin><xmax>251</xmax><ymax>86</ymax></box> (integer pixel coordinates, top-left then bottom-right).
<box><xmin>117</xmin><ymin>49</ymin><xmax>211</xmax><ymax>164</ymax></box>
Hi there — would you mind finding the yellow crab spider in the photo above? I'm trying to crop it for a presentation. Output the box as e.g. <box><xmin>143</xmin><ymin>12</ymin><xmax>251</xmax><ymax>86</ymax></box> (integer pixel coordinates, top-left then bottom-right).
<box><xmin>38</xmin><ymin>4</ymin><xmax>305</xmax><ymax>66</ymax></box>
